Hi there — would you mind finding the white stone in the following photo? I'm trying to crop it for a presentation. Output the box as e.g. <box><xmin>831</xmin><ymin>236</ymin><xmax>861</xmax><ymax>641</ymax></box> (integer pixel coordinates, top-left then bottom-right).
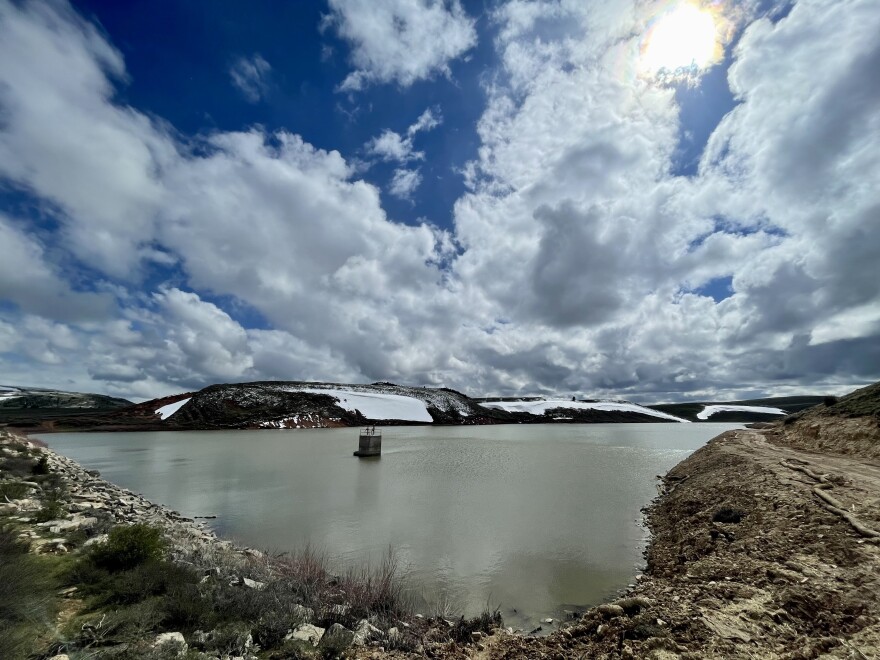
<box><xmin>241</xmin><ymin>577</ymin><xmax>265</xmax><ymax>590</ymax></box>
<box><xmin>286</xmin><ymin>624</ymin><xmax>325</xmax><ymax>646</ymax></box>
<box><xmin>353</xmin><ymin>619</ymin><xmax>383</xmax><ymax>646</ymax></box>
<box><xmin>153</xmin><ymin>632</ymin><xmax>187</xmax><ymax>656</ymax></box>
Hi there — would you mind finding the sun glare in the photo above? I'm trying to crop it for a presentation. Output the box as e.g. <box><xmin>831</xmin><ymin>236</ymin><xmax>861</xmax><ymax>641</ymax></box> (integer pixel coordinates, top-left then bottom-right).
<box><xmin>641</xmin><ymin>3</ymin><xmax>719</xmax><ymax>82</ymax></box>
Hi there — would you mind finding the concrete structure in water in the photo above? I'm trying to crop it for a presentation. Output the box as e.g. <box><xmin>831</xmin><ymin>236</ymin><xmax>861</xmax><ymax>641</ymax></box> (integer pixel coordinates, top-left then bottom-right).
<box><xmin>354</xmin><ymin>427</ymin><xmax>381</xmax><ymax>457</ymax></box>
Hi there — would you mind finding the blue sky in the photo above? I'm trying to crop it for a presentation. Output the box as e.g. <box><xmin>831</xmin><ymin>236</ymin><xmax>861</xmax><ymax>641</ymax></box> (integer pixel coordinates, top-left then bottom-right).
<box><xmin>0</xmin><ymin>0</ymin><xmax>878</xmax><ymax>402</ymax></box>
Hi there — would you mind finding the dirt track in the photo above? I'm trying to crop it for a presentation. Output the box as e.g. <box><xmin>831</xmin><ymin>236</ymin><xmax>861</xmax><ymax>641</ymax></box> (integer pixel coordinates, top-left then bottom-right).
<box><xmin>437</xmin><ymin>428</ymin><xmax>880</xmax><ymax>659</ymax></box>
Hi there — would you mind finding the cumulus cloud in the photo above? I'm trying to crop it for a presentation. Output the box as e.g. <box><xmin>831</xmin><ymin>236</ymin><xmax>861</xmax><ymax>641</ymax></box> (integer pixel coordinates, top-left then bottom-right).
<box><xmin>325</xmin><ymin>0</ymin><xmax>476</xmax><ymax>90</ymax></box>
<box><xmin>229</xmin><ymin>54</ymin><xmax>271</xmax><ymax>102</ymax></box>
<box><xmin>0</xmin><ymin>0</ymin><xmax>878</xmax><ymax>402</ymax></box>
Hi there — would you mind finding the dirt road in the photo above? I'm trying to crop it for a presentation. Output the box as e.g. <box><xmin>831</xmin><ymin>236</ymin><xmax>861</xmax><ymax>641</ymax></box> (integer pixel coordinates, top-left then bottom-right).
<box><xmin>462</xmin><ymin>428</ymin><xmax>880</xmax><ymax>659</ymax></box>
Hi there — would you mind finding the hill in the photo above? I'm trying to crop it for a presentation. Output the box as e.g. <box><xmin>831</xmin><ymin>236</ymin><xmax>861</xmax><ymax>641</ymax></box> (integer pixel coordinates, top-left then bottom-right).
<box><xmin>0</xmin><ymin>385</ymin><xmax>132</xmax><ymax>427</ymax></box>
<box><xmin>6</xmin><ymin>382</ymin><xmax>691</xmax><ymax>432</ymax></box>
<box><xmin>770</xmin><ymin>382</ymin><xmax>880</xmax><ymax>460</ymax></box>
<box><xmin>649</xmin><ymin>395</ymin><xmax>825</xmax><ymax>422</ymax></box>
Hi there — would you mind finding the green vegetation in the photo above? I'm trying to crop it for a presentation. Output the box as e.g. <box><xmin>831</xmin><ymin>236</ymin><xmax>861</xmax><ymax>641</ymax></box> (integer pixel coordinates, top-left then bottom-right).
<box><xmin>0</xmin><ymin>480</ymin><xmax>31</xmax><ymax>500</ymax></box>
<box><xmin>0</xmin><ymin>526</ymin><xmax>60</xmax><ymax>660</ymax></box>
<box><xmin>90</xmin><ymin>524</ymin><xmax>167</xmax><ymax>571</ymax></box>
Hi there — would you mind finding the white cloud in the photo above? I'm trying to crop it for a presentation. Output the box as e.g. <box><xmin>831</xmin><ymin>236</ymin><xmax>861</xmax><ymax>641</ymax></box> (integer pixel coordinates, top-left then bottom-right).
<box><xmin>365</xmin><ymin>107</ymin><xmax>442</xmax><ymax>162</ymax></box>
<box><xmin>0</xmin><ymin>0</ymin><xmax>172</xmax><ymax>279</ymax></box>
<box><xmin>325</xmin><ymin>0</ymin><xmax>476</xmax><ymax>90</ymax></box>
<box><xmin>0</xmin><ymin>0</ymin><xmax>878</xmax><ymax>402</ymax></box>
<box><xmin>229</xmin><ymin>54</ymin><xmax>272</xmax><ymax>102</ymax></box>
<box><xmin>388</xmin><ymin>168</ymin><xmax>422</xmax><ymax>199</ymax></box>
<box><xmin>0</xmin><ymin>214</ymin><xmax>112</xmax><ymax>321</ymax></box>
<box><xmin>366</xmin><ymin>129</ymin><xmax>421</xmax><ymax>162</ymax></box>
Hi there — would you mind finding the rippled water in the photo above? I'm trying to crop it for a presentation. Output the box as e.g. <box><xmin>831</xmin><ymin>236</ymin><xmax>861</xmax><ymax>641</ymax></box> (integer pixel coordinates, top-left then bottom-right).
<box><xmin>43</xmin><ymin>423</ymin><xmax>737</xmax><ymax>629</ymax></box>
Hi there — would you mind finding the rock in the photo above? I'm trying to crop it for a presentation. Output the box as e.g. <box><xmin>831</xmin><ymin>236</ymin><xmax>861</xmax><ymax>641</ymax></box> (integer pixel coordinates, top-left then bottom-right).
<box><xmin>387</xmin><ymin>626</ymin><xmax>401</xmax><ymax>643</ymax></box>
<box><xmin>286</xmin><ymin>624</ymin><xmax>325</xmax><ymax>646</ymax></box>
<box><xmin>597</xmin><ymin>603</ymin><xmax>626</xmax><ymax>618</ymax></box>
<box><xmin>471</xmin><ymin>631</ymin><xmax>484</xmax><ymax>642</ymax></box>
<box><xmin>291</xmin><ymin>603</ymin><xmax>315</xmax><ymax>623</ymax></box>
<box><xmin>543</xmin><ymin>617</ymin><xmax>554</xmax><ymax>624</ymax></box>
<box><xmin>153</xmin><ymin>632</ymin><xmax>187</xmax><ymax>656</ymax></box>
<box><xmin>330</xmin><ymin>603</ymin><xmax>349</xmax><ymax>616</ymax></box>
<box><xmin>319</xmin><ymin>623</ymin><xmax>355</xmax><ymax>653</ymax></box>
<box><xmin>353</xmin><ymin>619</ymin><xmax>383</xmax><ymax>646</ymax></box>
<box><xmin>241</xmin><ymin>577</ymin><xmax>265</xmax><ymax>590</ymax></box>
<box><xmin>47</xmin><ymin>655</ymin><xmax>70</xmax><ymax>660</ymax></box>
<box><xmin>191</xmin><ymin>630</ymin><xmax>210</xmax><ymax>647</ymax></box>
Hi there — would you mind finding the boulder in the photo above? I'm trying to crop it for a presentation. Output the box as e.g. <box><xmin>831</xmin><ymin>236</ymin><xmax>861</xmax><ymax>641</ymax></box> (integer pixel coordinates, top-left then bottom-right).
<box><xmin>241</xmin><ymin>577</ymin><xmax>265</xmax><ymax>590</ymax></box>
<box><xmin>597</xmin><ymin>603</ymin><xmax>625</xmax><ymax>618</ymax></box>
<box><xmin>153</xmin><ymin>631</ymin><xmax>187</xmax><ymax>656</ymax></box>
<box><xmin>319</xmin><ymin>623</ymin><xmax>355</xmax><ymax>653</ymax></box>
<box><xmin>353</xmin><ymin>619</ymin><xmax>383</xmax><ymax>646</ymax></box>
<box><xmin>286</xmin><ymin>624</ymin><xmax>325</xmax><ymax>646</ymax></box>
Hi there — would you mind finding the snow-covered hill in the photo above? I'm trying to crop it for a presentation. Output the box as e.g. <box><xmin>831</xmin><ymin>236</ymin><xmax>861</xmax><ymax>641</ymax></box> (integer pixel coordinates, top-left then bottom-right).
<box><xmin>160</xmin><ymin>381</ymin><xmax>487</xmax><ymax>428</ymax></box>
<box><xmin>480</xmin><ymin>398</ymin><xmax>690</xmax><ymax>423</ymax></box>
<box><xmin>696</xmin><ymin>404</ymin><xmax>785</xmax><ymax>420</ymax></box>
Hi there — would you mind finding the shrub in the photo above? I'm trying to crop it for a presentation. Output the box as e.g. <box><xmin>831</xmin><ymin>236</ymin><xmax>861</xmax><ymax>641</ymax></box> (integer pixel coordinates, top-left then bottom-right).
<box><xmin>449</xmin><ymin>607</ymin><xmax>503</xmax><ymax>644</ymax></box>
<box><xmin>33</xmin><ymin>498</ymin><xmax>65</xmax><ymax>523</ymax></box>
<box><xmin>106</xmin><ymin>560</ymin><xmax>200</xmax><ymax>606</ymax></box>
<box><xmin>824</xmin><ymin>395</ymin><xmax>839</xmax><ymax>407</ymax></box>
<box><xmin>0</xmin><ymin>454</ymin><xmax>36</xmax><ymax>478</ymax></box>
<box><xmin>0</xmin><ymin>481</ymin><xmax>31</xmax><ymax>500</ymax></box>
<box><xmin>91</xmin><ymin>524</ymin><xmax>167</xmax><ymax>572</ymax></box>
<box><xmin>31</xmin><ymin>455</ymin><xmax>50</xmax><ymax>475</ymax></box>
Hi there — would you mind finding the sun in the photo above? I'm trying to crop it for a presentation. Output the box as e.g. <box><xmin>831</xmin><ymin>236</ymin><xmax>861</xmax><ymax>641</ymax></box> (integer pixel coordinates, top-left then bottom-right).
<box><xmin>640</xmin><ymin>3</ymin><xmax>719</xmax><ymax>82</ymax></box>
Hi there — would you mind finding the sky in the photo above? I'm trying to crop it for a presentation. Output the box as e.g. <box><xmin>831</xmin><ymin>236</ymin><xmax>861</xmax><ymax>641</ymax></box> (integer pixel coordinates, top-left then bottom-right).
<box><xmin>0</xmin><ymin>0</ymin><xmax>878</xmax><ymax>403</ymax></box>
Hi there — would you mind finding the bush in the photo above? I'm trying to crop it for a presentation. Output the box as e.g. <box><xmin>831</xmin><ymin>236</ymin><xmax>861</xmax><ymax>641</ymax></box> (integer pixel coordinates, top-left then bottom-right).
<box><xmin>0</xmin><ymin>454</ymin><xmax>37</xmax><ymax>478</ymax></box>
<box><xmin>33</xmin><ymin>498</ymin><xmax>65</xmax><ymax>523</ymax></box>
<box><xmin>91</xmin><ymin>524</ymin><xmax>167</xmax><ymax>572</ymax></box>
<box><xmin>0</xmin><ymin>481</ymin><xmax>31</xmax><ymax>500</ymax></box>
<box><xmin>449</xmin><ymin>607</ymin><xmax>503</xmax><ymax>644</ymax></box>
<box><xmin>31</xmin><ymin>455</ymin><xmax>50</xmax><ymax>475</ymax></box>
<box><xmin>107</xmin><ymin>560</ymin><xmax>200</xmax><ymax>606</ymax></box>
<box><xmin>824</xmin><ymin>395</ymin><xmax>839</xmax><ymax>407</ymax></box>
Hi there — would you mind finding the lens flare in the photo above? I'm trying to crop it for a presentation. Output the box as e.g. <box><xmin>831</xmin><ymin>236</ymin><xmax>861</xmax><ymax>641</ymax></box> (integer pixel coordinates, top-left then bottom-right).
<box><xmin>641</xmin><ymin>3</ymin><xmax>720</xmax><ymax>83</ymax></box>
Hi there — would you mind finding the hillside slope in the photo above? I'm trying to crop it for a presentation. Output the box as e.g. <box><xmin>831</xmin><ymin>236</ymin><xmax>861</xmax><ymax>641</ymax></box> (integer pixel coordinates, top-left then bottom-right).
<box><xmin>8</xmin><ymin>382</ymin><xmax>694</xmax><ymax>432</ymax></box>
<box><xmin>650</xmin><ymin>395</ymin><xmax>825</xmax><ymax>422</ymax></box>
<box><xmin>770</xmin><ymin>382</ymin><xmax>880</xmax><ymax>460</ymax></box>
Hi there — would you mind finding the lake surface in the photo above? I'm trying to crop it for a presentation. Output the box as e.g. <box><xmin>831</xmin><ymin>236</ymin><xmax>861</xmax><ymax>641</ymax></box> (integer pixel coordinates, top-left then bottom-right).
<box><xmin>43</xmin><ymin>423</ymin><xmax>738</xmax><ymax>629</ymax></box>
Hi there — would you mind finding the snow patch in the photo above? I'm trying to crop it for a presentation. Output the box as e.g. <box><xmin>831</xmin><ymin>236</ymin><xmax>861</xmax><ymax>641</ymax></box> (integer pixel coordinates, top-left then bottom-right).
<box><xmin>697</xmin><ymin>405</ymin><xmax>786</xmax><ymax>420</ymax></box>
<box><xmin>297</xmin><ymin>388</ymin><xmax>434</xmax><ymax>422</ymax></box>
<box><xmin>156</xmin><ymin>398</ymin><xmax>191</xmax><ymax>420</ymax></box>
<box><xmin>479</xmin><ymin>399</ymin><xmax>690</xmax><ymax>423</ymax></box>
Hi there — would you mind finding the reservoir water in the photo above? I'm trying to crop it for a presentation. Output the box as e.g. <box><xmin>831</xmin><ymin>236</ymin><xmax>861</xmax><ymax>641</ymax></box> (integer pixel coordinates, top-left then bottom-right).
<box><xmin>43</xmin><ymin>423</ymin><xmax>738</xmax><ymax>629</ymax></box>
